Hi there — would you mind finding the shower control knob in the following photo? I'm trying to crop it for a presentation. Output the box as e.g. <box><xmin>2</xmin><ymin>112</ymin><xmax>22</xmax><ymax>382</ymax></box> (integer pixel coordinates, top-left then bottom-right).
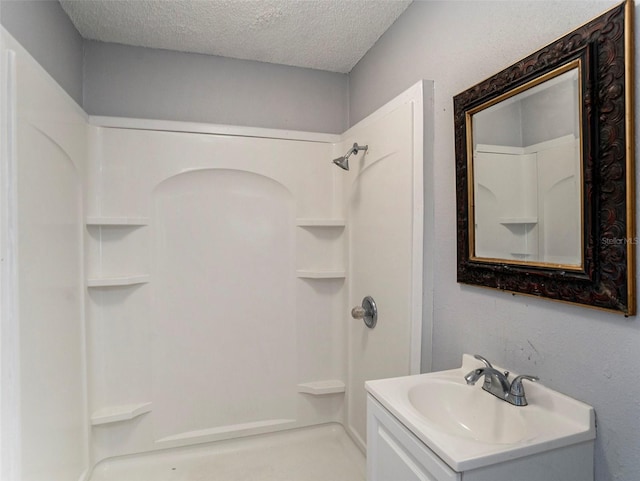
<box><xmin>351</xmin><ymin>296</ymin><xmax>378</xmax><ymax>329</ymax></box>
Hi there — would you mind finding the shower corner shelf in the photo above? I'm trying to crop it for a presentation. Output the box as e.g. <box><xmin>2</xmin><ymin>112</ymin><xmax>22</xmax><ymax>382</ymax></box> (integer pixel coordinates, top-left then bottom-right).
<box><xmin>296</xmin><ymin>218</ymin><xmax>346</xmax><ymax>227</ymax></box>
<box><xmin>87</xmin><ymin>274</ymin><xmax>150</xmax><ymax>288</ymax></box>
<box><xmin>511</xmin><ymin>252</ymin><xmax>534</xmax><ymax>258</ymax></box>
<box><xmin>297</xmin><ymin>380</ymin><xmax>345</xmax><ymax>396</ymax></box>
<box><xmin>296</xmin><ymin>270</ymin><xmax>346</xmax><ymax>279</ymax></box>
<box><xmin>91</xmin><ymin>402</ymin><xmax>152</xmax><ymax>426</ymax></box>
<box><xmin>86</xmin><ymin>216</ymin><xmax>150</xmax><ymax>226</ymax></box>
<box><xmin>499</xmin><ymin>217</ymin><xmax>538</xmax><ymax>225</ymax></box>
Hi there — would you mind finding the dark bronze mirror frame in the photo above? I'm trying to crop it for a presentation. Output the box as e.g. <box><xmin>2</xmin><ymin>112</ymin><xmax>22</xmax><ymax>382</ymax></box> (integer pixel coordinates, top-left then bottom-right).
<box><xmin>454</xmin><ymin>1</ymin><xmax>635</xmax><ymax>315</ymax></box>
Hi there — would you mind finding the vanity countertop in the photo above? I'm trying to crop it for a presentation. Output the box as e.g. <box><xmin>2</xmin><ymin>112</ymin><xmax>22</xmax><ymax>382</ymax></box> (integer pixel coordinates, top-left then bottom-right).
<box><xmin>365</xmin><ymin>354</ymin><xmax>595</xmax><ymax>471</ymax></box>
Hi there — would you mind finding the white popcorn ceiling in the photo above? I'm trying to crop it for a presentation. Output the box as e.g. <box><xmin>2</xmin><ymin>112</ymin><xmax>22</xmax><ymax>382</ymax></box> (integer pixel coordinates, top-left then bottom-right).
<box><xmin>59</xmin><ymin>0</ymin><xmax>412</xmax><ymax>73</ymax></box>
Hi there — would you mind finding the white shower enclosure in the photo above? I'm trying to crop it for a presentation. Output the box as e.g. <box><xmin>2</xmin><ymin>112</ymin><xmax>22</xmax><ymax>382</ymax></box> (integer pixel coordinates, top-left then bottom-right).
<box><xmin>0</xmin><ymin>29</ymin><xmax>432</xmax><ymax>480</ymax></box>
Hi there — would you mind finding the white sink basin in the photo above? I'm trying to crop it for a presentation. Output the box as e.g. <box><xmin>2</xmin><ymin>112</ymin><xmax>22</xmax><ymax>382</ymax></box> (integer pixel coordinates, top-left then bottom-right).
<box><xmin>366</xmin><ymin>354</ymin><xmax>595</xmax><ymax>471</ymax></box>
<box><xmin>408</xmin><ymin>379</ymin><xmax>528</xmax><ymax>444</ymax></box>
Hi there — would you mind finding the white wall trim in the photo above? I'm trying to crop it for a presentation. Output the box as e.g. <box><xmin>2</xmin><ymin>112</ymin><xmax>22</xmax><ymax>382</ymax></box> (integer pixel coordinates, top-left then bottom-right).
<box><xmin>0</xmin><ymin>45</ymin><xmax>21</xmax><ymax>481</ymax></box>
<box><xmin>89</xmin><ymin>116</ymin><xmax>341</xmax><ymax>144</ymax></box>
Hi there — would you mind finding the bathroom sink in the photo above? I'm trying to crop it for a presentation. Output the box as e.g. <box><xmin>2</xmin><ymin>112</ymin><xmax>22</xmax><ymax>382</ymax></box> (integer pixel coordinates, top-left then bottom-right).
<box><xmin>407</xmin><ymin>379</ymin><xmax>528</xmax><ymax>444</ymax></box>
<box><xmin>366</xmin><ymin>354</ymin><xmax>595</xmax><ymax>471</ymax></box>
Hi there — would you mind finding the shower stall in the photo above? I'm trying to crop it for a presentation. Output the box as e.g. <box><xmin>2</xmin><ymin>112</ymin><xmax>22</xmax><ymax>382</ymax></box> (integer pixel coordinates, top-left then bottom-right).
<box><xmin>0</xmin><ymin>29</ymin><xmax>432</xmax><ymax>481</ymax></box>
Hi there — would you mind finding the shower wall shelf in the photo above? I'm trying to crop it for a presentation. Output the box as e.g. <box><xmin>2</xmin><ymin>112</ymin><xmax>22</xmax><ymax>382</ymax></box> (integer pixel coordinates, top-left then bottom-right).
<box><xmin>296</xmin><ymin>270</ymin><xmax>346</xmax><ymax>279</ymax></box>
<box><xmin>87</xmin><ymin>275</ymin><xmax>150</xmax><ymax>288</ymax></box>
<box><xmin>499</xmin><ymin>217</ymin><xmax>538</xmax><ymax>225</ymax></box>
<box><xmin>91</xmin><ymin>402</ymin><xmax>152</xmax><ymax>426</ymax></box>
<box><xmin>86</xmin><ymin>216</ymin><xmax>150</xmax><ymax>226</ymax></box>
<box><xmin>297</xmin><ymin>380</ymin><xmax>346</xmax><ymax>395</ymax></box>
<box><xmin>296</xmin><ymin>218</ymin><xmax>346</xmax><ymax>227</ymax></box>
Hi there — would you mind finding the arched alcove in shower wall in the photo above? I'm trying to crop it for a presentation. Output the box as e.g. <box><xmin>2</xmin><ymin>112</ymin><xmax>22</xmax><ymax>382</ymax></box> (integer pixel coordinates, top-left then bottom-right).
<box><xmin>151</xmin><ymin>169</ymin><xmax>297</xmax><ymax>442</ymax></box>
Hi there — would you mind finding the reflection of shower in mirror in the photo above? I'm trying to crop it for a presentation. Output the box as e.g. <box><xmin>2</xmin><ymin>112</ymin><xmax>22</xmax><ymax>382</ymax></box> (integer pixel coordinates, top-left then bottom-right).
<box><xmin>470</xmin><ymin>67</ymin><xmax>581</xmax><ymax>267</ymax></box>
<box><xmin>473</xmin><ymin>136</ymin><xmax>580</xmax><ymax>266</ymax></box>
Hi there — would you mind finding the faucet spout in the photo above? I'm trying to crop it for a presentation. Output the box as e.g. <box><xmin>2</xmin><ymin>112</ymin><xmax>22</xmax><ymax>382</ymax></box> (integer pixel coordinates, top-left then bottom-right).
<box><xmin>464</xmin><ymin>368</ymin><xmax>484</xmax><ymax>385</ymax></box>
<box><xmin>464</xmin><ymin>367</ymin><xmax>511</xmax><ymax>398</ymax></box>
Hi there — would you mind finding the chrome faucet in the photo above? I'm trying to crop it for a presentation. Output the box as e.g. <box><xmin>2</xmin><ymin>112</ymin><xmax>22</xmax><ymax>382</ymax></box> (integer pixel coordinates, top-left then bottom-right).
<box><xmin>464</xmin><ymin>366</ymin><xmax>511</xmax><ymax>399</ymax></box>
<box><xmin>464</xmin><ymin>354</ymin><xmax>539</xmax><ymax>406</ymax></box>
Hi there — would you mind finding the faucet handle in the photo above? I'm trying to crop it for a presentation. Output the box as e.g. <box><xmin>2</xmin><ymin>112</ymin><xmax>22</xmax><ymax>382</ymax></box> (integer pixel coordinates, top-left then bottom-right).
<box><xmin>473</xmin><ymin>354</ymin><xmax>494</xmax><ymax>369</ymax></box>
<box><xmin>508</xmin><ymin>375</ymin><xmax>540</xmax><ymax>406</ymax></box>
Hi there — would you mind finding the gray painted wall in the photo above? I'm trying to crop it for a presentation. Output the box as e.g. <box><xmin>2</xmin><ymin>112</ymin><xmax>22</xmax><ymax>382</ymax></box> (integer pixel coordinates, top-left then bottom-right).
<box><xmin>349</xmin><ymin>2</ymin><xmax>639</xmax><ymax>480</ymax></box>
<box><xmin>83</xmin><ymin>40</ymin><xmax>349</xmax><ymax>134</ymax></box>
<box><xmin>1</xmin><ymin>0</ymin><xmax>83</xmax><ymax>105</ymax></box>
<box><xmin>474</xmin><ymin>101</ymin><xmax>523</xmax><ymax>147</ymax></box>
<box><xmin>1</xmin><ymin>2</ymin><xmax>348</xmax><ymax>133</ymax></box>
<box><xmin>521</xmin><ymin>78</ymin><xmax>578</xmax><ymax>146</ymax></box>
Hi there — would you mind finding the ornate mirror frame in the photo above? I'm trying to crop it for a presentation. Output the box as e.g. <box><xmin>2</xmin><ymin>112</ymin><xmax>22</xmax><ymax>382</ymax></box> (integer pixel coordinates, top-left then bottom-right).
<box><xmin>454</xmin><ymin>1</ymin><xmax>635</xmax><ymax>315</ymax></box>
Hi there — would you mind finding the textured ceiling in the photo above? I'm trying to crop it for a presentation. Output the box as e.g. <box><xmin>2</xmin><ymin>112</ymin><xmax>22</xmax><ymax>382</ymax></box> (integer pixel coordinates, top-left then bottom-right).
<box><xmin>59</xmin><ymin>0</ymin><xmax>412</xmax><ymax>73</ymax></box>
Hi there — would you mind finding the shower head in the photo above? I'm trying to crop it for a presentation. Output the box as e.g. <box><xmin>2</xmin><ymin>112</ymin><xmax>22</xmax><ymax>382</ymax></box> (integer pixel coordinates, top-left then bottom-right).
<box><xmin>332</xmin><ymin>143</ymin><xmax>368</xmax><ymax>171</ymax></box>
<box><xmin>333</xmin><ymin>156</ymin><xmax>349</xmax><ymax>170</ymax></box>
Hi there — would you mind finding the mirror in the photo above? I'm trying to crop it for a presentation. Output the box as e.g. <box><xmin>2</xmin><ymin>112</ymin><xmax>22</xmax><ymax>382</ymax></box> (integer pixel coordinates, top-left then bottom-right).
<box><xmin>454</xmin><ymin>1</ymin><xmax>635</xmax><ymax>315</ymax></box>
<box><xmin>472</xmin><ymin>64</ymin><xmax>582</xmax><ymax>266</ymax></box>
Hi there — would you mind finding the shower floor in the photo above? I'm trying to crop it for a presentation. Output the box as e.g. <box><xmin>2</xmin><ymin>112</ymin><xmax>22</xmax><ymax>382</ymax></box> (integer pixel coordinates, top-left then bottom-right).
<box><xmin>89</xmin><ymin>423</ymin><xmax>366</xmax><ymax>481</ymax></box>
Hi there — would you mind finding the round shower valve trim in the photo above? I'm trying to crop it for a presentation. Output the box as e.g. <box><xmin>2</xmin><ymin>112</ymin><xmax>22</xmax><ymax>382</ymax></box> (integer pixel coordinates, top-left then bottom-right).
<box><xmin>351</xmin><ymin>296</ymin><xmax>378</xmax><ymax>328</ymax></box>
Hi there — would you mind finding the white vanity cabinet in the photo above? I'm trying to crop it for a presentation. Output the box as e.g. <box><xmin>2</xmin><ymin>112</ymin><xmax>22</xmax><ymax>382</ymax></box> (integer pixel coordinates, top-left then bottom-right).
<box><xmin>367</xmin><ymin>394</ymin><xmax>594</xmax><ymax>481</ymax></box>
<box><xmin>367</xmin><ymin>396</ymin><xmax>459</xmax><ymax>481</ymax></box>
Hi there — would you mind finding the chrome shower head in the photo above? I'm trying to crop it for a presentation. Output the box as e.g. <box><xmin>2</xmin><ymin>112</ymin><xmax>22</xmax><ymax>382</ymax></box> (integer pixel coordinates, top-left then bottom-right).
<box><xmin>333</xmin><ymin>156</ymin><xmax>350</xmax><ymax>170</ymax></box>
<box><xmin>332</xmin><ymin>142</ymin><xmax>368</xmax><ymax>171</ymax></box>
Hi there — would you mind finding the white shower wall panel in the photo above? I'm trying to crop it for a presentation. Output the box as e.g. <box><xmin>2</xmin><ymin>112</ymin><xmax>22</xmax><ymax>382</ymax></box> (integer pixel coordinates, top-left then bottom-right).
<box><xmin>295</xmin><ymin>279</ymin><xmax>346</xmax><ymax>387</ymax></box>
<box><xmin>296</xmin><ymin>226</ymin><xmax>345</xmax><ymax>271</ymax></box>
<box><xmin>86</xmin><ymin>226</ymin><xmax>148</xmax><ymax>278</ymax></box>
<box><xmin>342</xmin><ymin>97</ymin><xmax>422</xmax><ymax>449</ymax></box>
<box><xmin>88</xmin><ymin>126</ymin><xmax>347</xmax><ymax>461</ymax></box>
<box><xmin>88</xmin><ymin>129</ymin><xmax>343</xmax><ymax>219</ymax></box>
<box><xmin>2</xmin><ymin>29</ymin><xmax>88</xmax><ymax>481</ymax></box>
